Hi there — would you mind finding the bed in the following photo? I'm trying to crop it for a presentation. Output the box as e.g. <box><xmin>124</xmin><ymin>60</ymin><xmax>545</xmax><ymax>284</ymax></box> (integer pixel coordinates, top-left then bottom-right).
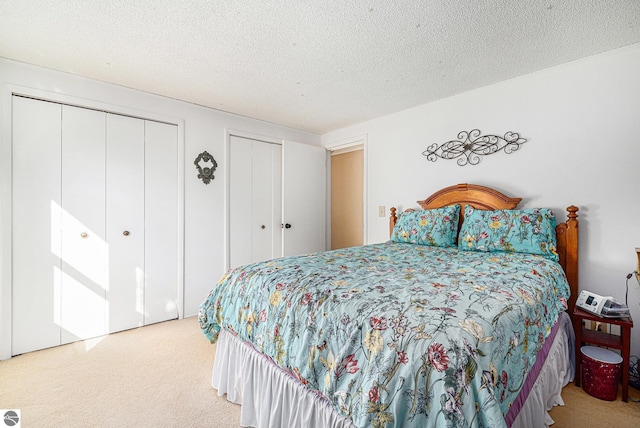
<box><xmin>199</xmin><ymin>183</ymin><xmax>579</xmax><ymax>427</ymax></box>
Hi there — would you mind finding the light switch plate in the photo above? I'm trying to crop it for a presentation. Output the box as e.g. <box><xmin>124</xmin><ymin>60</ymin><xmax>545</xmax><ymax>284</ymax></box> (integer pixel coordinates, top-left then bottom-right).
<box><xmin>379</xmin><ymin>206</ymin><xmax>385</xmax><ymax>217</ymax></box>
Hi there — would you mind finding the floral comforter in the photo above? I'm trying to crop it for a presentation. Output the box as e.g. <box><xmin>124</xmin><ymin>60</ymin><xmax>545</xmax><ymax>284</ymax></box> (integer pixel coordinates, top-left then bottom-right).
<box><xmin>199</xmin><ymin>242</ymin><xmax>570</xmax><ymax>428</ymax></box>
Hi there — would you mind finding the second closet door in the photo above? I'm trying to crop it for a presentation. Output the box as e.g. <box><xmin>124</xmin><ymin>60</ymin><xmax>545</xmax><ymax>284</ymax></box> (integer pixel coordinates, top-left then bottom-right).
<box><xmin>229</xmin><ymin>136</ymin><xmax>282</xmax><ymax>268</ymax></box>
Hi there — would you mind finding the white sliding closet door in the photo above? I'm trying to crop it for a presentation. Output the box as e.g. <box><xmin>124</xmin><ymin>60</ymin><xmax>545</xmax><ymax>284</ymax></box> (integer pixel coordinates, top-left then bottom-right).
<box><xmin>60</xmin><ymin>105</ymin><xmax>107</xmax><ymax>344</ymax></box>
<box><xmin>106</xmin><ymin>114</ymin><xmax>145</xmax><ymax>333</ymax></box>
<box><xmin>144</xmin><ymin>120</ymin><xmax>179</xmax><ymax>325</ymax></box>
<box><xmin>11</xmin><ymin>97</ymin><xmax>62</xmax><ymax>355</ymax></box>
<box><xmin>11</xmin><ymin>95</ymin><xmax>180</xmax><ymax>355</ymax></box>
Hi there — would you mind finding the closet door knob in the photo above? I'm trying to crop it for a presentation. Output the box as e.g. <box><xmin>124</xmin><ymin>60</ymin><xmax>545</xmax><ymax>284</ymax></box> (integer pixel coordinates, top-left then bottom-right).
<box><xmin>261</xmin><ymin>225</ymin><xmax>266</xmax><ymax>229</ymax></box>
<box><xmin>285</xmin><ymin>223</ymin><xmax>292</xmax><ymax>229</ymax></box>
<box><xmin>123</xmin><ymin>230</ymin><xmax>130</xmax><ymax>236</ymax></box>
<box><xmin>80</xmin><ymin>232</ymin><xmax>88</xmax><ymax>239</ymax></box>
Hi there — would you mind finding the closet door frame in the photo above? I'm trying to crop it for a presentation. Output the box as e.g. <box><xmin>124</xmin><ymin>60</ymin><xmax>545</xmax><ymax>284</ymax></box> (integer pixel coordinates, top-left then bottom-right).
<box><xmin>0</xmin><ymin>84</ymin><xmax>185</xmax><ymax>360</ymax></box>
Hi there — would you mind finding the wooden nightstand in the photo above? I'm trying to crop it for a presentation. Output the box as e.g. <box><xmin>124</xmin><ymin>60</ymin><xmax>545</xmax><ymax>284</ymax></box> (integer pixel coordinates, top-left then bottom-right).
<box><xmin>573</xmin><ymin>307</ymin><xmax>634</xmax><ymax>402</ymax></box>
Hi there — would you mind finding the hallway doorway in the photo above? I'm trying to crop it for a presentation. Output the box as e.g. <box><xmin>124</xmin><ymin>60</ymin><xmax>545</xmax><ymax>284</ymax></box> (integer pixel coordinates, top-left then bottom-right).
<box><xmin>330</xmin><ymin>146</ymin><xmax>363</xmax><ymax>249</ymax></box>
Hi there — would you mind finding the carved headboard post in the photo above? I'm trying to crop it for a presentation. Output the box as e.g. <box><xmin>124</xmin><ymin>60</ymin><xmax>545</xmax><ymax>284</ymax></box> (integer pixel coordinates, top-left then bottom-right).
<box><xmin>562</xmin><ymin>206</ymin><xmax>579</xmax><ymax>317</ymax></box>
<box><xmin>389</xmin><ymin>207</ymin><xmax>397</xmax><ymax>237</ymax></box>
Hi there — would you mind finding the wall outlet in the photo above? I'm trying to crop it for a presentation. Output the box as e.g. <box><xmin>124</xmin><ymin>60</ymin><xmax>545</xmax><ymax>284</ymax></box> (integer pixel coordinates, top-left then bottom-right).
<box><xmin>378</xmin><ymin>206</ymin><xmax>385</xmax><ymax>217</ymax></box>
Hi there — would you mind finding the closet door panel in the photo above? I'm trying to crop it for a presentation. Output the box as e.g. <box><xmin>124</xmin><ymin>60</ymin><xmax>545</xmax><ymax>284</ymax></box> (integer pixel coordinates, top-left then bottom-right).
<box><xmin>250</xmin><ymin>141</ymin><xmax>275</xmax><ymax>264</ymax></box>
<box><xmin>106</xmin><ymin>114</ymin><xmax>145</xmax><ymax>333</ymax></box>
<box><xmin>229</xmin><ymin>136</ymin><xmax>253</xmax><ymax>269</ymax></box>
<box><xmin>11</xmin><ymin>96</ymin><xmax>62</xmax><ymax>355</ymax></box>
<box><xmin>282</xmin><ymin>141</ymin><xmax>326</xmax><ymax>257</ymax></box>
<box><xmin>270</xmin><ymin>144</ymin><xmax>283</xmax><ymax>259</ymax></box>
<box><xmin>144</xmin><ymin>121</ymin><xmax>178</xmax><ymax>325</ymax></box>
<box><xmin>229</xmin><ymin>137</ymin><xmax>282</xmax><ymax>268</ymax></box>
<box><xmin>60</xmin><ymin>105</ymin><xmax>107</xmax><ymax>344</ymax></box>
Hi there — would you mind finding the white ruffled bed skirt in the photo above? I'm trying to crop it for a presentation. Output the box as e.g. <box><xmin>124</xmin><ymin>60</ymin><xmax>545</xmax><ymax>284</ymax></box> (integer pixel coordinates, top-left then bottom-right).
<box><xmin>212</xmin><ymin>330</ymin><xmax>356</xmax><ymax>428</ymax></box>
<box><xmin>212</xmin><ymin>313</ymin><xmax>574</xmax><ymax>428</ymax></box>
<box><xmin>510</xmin><ymin>312</ymin><xmax>574</xmax><ymax>428</ymax></box>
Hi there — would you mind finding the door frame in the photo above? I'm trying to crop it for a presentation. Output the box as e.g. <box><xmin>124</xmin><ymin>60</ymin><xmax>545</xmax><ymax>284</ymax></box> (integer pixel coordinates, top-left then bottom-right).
<box><xmin>224</xmin><ymin>129</ymin><xmax>281</xmax><ymax>271</ymax></box>
<box><xmin>324</xmin><ymin>135</ymin><xmax>368</xmax><ymax>249</ymax></box>
<box><xmin>0</xmin><ymin>84</ymin><xmax>186</xmax><ymax>360</ymax></box>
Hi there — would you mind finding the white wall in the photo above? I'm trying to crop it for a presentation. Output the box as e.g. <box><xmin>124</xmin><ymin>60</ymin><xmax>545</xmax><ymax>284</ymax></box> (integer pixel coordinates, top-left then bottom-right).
<box><xmin>0</xmin><ymin>57</ymin><xmax>321</xmax><ymax>351</ymax></box>
<box><xmin>322</xmin><ymin>44</ymin><xmax>640</xmax><ymax>358</ymax></box>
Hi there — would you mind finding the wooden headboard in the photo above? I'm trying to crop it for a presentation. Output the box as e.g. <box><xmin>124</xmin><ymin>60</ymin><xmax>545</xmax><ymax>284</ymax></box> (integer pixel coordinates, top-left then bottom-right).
<box><xmin>389</xmin><ymin>183</ymin><xmax>579</xmax><ymax>315</ymax></box>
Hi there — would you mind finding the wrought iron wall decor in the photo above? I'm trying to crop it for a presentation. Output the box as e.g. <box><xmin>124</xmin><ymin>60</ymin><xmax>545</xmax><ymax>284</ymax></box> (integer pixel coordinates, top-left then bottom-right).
<box><xmin>194</xmin><ymin>151</ymin><xmax>218</xmax><ymax>184</ymax></box>
<box><xmin>422</xmin><ymin>129</ymin><xmax>527</xmax><ymax>166</ymax></box>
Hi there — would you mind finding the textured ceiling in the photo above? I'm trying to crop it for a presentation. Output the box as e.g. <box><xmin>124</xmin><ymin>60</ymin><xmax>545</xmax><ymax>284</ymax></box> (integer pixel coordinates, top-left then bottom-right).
<box><xmin>1</xmin><ymin>1</ymin><xmax>640</xmax><ymax>134</ymax></box>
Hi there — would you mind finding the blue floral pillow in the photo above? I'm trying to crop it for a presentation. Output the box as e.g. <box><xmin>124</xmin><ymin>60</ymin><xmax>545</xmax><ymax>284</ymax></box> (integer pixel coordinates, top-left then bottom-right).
<box><xmin>391</xmin><ymin>205</ymin><xmax>460</xmax><ymax>247</ymax></box>
<box><xmin>458</xmin><ymin>206</ymin><xmax>559</xmax><ymax>260</ymax></box>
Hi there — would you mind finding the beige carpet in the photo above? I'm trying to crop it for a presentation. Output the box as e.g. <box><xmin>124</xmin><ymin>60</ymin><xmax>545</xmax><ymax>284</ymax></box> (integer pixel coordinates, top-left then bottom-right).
<box><xmin>1</xmin><ymin>316</ymin><xmax>639</xmax><ymax>427</ymax></box>
<box><xmin>0</xmin><ymin>317</ymin><xmax>240</xmax><ymax>427</ymax></box>
<box><xmin>549</xmin><ymin>383</ymin><xmax>640</xmax><ymax>428</ymax></box>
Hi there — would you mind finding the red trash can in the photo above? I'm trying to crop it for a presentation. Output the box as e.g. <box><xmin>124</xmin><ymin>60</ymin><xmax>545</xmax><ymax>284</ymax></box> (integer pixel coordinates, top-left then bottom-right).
<box><xmin>581</xmin><ymin>346</ymin><xmax>623</xmax><ymax>401</ymax></box>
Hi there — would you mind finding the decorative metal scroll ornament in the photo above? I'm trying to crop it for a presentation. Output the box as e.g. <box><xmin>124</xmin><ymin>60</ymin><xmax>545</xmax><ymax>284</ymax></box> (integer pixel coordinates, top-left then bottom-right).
<box><xmin>422</xmin><ymin>129</ymin><xmax>527</xmax><ymax>166</ymax></box>
<box><xmin>194</xmin><ymin>151</ymin><xmax>218</xmax><ymax>184</ymax></box>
